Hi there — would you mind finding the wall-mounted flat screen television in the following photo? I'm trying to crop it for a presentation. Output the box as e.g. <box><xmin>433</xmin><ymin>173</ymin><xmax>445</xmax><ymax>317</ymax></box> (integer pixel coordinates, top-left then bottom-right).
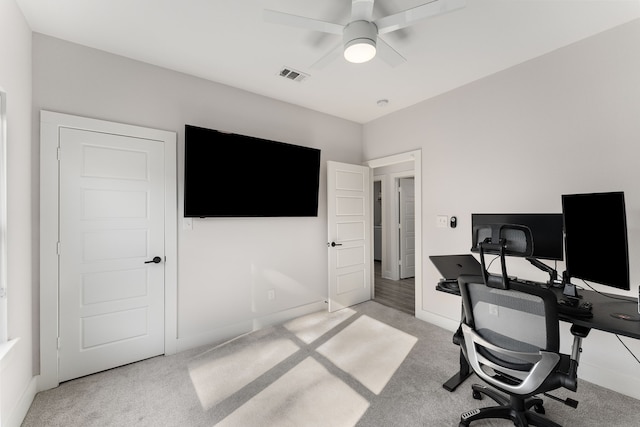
<box><xmin>184</xmin><ymin>125</ymin><xmax>321</xmax><ymax>217</ymax></box>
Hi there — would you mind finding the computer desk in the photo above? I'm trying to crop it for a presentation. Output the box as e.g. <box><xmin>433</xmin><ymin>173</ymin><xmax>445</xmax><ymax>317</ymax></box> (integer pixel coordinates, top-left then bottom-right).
<box><xmin>438</xmin><ymin>282</ymin><xmax>640</xmax><ymax>392</ymax></box>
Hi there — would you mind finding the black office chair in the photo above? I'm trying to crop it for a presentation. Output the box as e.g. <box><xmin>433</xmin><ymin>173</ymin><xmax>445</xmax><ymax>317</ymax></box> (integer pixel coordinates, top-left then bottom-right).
<box><xmin>458</xmin><ymin>224</ymin><xmax>585</xmax><ymax>427</ymax></box>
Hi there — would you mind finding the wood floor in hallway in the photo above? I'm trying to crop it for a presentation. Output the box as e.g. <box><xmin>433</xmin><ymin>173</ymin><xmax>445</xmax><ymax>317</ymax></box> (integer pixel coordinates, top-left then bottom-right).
<box><xmin>373</xmin><ymin>261</ymin><xmax>415</xmax><ymax>315</ymax></box>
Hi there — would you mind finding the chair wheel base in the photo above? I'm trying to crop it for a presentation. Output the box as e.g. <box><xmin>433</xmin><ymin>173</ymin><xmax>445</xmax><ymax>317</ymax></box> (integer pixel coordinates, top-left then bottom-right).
<box><xmin>460</xmin><ymin>385</ymin><xmax>560</xmax><ymax>427</ymax></box>
<box><xmin>534</xmin><ymin>403</ymin><xmax>545</xmax><ymax>414</ymax></box>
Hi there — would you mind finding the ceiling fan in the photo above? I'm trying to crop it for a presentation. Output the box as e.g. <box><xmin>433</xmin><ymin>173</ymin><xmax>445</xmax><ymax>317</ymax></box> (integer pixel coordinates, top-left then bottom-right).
<box><xmin>264</xmin><ymin>0</ymin><xmax>466</xmax><ymax>68</ymax></box>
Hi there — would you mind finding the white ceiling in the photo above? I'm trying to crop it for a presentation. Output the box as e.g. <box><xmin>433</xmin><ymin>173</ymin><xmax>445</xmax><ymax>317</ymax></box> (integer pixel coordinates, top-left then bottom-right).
<box><xmin>16</xmin><ymin>0</ymin><xmax>640</xmax><ymax>123</ymax></box>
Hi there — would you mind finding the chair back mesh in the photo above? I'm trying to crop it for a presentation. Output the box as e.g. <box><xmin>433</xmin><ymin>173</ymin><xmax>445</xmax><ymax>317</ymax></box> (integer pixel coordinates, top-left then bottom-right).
<box><xmin>500</xmin><ymin>227</ymin><xmax>529</xmax><ymax>255</ymax></box>
<box><xmin>468</xmin><ymin>282</ymin><xmax>547</xmax><ymax>358</ymax></box>
<box><xmin>473</xmin><ymin>225</ymin><xmax>492</xmax><ymax>250</ymax></box>
<box><xmin>473</xmin><ymin>223</ymin><xmax>533</xmax><ymax>257</ymax></box>
<box><xmin>459</xmin><ymin>274</ymin><xmax>570</xmax><ymax>404</ymax></box>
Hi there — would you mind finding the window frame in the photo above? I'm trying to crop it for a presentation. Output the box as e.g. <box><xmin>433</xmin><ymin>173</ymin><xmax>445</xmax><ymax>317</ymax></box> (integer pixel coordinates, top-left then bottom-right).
<box><xmin>0</xmin><ymin>88</ymin><xmax>7</xmax><ymax>344</ymax></box>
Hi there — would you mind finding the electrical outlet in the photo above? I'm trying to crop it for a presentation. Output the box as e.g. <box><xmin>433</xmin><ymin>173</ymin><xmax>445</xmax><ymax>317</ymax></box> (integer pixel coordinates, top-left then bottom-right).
<box><xmin>437</xmin><ymin>215</ymin><xmax>448</xmax><ymax>228</ymax></box>
<box><xmin>267</xmin><ymin>289</ymin><xmax>276</xmax><ymax>301</ymax></box>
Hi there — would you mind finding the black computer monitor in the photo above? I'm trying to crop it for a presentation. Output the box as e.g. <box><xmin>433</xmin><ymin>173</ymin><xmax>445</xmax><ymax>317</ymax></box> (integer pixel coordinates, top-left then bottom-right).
<box><xmin>471</xmin><ymin>213</ymin><xmax>564</xmax><ymax>261</ymax></box>
<box><xmin>562</xmin><ymin>191</ymin><xmax>630</xmax><ymax>291</ymax></box>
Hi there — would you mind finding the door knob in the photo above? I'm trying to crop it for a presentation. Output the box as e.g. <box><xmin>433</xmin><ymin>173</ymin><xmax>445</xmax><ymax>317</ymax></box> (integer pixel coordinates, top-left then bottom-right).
<box><xmin>145</xmin><ymin>256</ymin><xmax>162</xmax><ymax>264</ymax></box>
<box><xmin>330</xmin><ymin>242</ymin><xmax>343</xmax><ymax>247</ymax></box>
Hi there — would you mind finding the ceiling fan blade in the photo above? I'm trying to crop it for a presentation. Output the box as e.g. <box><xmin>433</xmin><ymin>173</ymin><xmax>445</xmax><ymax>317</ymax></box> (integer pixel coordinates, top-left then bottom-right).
<box><xmin>351</xmin><ymin>0</ymin><xmax>375</xmax><ymax>21</ymax></box>
<box><xmin>376</xmin><ymin>38</ymin><xmax>406</xmax><ymax>67</ymax></box>
<box><xmin>310</xmin><ymin>43</ymin><xmax>343</xmax><ymax>69</ymax></box>
<box><xmin>376</xmin><ymin>0</ymin><xmax>409</xmax><ymax>40</ymax></box>
<box><xmin>375</xmin><ymin>0</ymin><xmax>466</xmax><ymax>35</ymax></box>
<box><xmin>264</xmin><ymin>9</ymin><xmax>344</xmax><ymax>35</ymax></box>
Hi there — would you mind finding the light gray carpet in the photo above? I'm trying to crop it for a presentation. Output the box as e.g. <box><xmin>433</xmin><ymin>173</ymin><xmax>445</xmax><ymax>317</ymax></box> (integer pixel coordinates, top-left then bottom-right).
<box><xmin>23</xmin><ymin>301</ymin><xmax>640</xmax><ymax>426</ymax></box>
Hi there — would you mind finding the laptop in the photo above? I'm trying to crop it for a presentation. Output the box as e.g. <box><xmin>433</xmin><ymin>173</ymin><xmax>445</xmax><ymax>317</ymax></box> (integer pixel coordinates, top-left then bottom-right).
<box><xmin>429</xmin><ymin>254</ymin><xmax>483</xmax><ymax>294</ymax></box>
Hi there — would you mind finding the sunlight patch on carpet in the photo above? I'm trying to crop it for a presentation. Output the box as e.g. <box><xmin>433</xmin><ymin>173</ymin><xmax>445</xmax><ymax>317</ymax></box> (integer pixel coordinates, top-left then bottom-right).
<box><xmin>283</xmin><ymin>307</ymin><xmax>355</xmax><ymax>344</ymax></box>
<box><xmin>188</xmin><ymin>337</ymin><xmax>299</xmax><ymax>410</ymax></box>
<box><xmin>316</xmin><ymin>315</ymin><xmax>417</xmax><ymax>394</ymax></box>
<box><xmin>217</xmin><ymin>357</ymin><xmax>369</xmax><ymax>427</ymax></box>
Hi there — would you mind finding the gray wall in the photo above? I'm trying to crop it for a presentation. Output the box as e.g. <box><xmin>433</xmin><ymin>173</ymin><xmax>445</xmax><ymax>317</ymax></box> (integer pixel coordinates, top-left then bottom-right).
<box><xmin>0</xmin><ymin>1</ymin><xmax>33</xmax><ymax>425</ymax></box>
<box><xmin>363</xmin><ymin>18</ymin><xmax>640</xmax><ymax>398</ymax></box>
<box><xmin>32</xmin><ymin>34</ymin><xmax>363</xmax><ymax>351</ymax></box>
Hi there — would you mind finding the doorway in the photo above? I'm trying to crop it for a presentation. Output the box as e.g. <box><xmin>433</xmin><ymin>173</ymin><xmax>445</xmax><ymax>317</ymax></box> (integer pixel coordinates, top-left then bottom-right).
<box><xmin>39</xmin><ymin>111</ymin><xmax>178</xmax><ymax>389</ymax></box>
<box><xmin>367</xmin><ymin>151</ymin><xmax>421</xmax><ymax>316</ymax></box>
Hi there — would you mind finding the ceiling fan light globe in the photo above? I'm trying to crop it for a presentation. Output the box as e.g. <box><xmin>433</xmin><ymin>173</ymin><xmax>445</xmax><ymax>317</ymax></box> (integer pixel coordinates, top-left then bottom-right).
<box><xmin>344</xmin><ymin>39</ymin><xmax>376</xmax><ymax>63</ymax></box>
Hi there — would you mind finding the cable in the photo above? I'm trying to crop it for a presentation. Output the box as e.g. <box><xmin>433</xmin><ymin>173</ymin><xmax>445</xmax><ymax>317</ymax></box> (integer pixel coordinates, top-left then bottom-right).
<box><xmin>580</xmin><ymin>279</ymin><xmax>634</xmax><ymax>302</ymax></box>
<box><xmin>486</xmin><ymin>255</ymin><xmax>500</xmax><ymax>270</ymax></box>
<box><xmin>576</xmin><ymin>279</ymin><xmax>640</xmax><ymax>364</ymax></box>
<box><xmin>615</xmin><ymin>334</ymin><xmax>640</xmax><ymax>365</ymax></box>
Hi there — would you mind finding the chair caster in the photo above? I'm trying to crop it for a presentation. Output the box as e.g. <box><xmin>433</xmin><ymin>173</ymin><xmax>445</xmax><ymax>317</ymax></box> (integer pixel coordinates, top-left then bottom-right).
<box><xmin>472</xmin><ymin>390</ymin><xmax>482</xmax><ymax>400</ymax></box>
<box><xmin>533</xmin><ymin>403</ymin><xmax>545</xmax><ymax>414</ymax></box>
<box><xmin>459</xmin><ymin>422</ymin><xmax>470</xmax><ymax>427</ymax></box>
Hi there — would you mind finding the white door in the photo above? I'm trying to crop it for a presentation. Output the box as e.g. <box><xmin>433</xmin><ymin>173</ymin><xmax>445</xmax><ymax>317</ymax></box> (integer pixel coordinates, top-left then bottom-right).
<box><xmin>399</xmin><ymin>178</ymin><xmax>415</xmax><ymax>279</ymax></box>
<box><xmin>58</xmin><ymin>127</ymin><xmax>165</xmax><ymax>382</ymax></box>
<box><xmin>327</xmin><ymin>161</ymin><xmax>372</xmax><ymax>312</ymax></box>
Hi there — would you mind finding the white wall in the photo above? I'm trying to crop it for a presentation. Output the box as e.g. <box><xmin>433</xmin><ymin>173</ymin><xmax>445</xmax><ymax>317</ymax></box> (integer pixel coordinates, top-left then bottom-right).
<box><xmin>363</xmin><ymin>19</ymin><xmax>640</xmax><ymax>399</ymax></box>
<box><xmin>0</xmin><ymin>0</ymin><xmax>35</xmax><ymax>425</ymax></box>
<box><xmin>32</xmin><ymin>34</ymin><xmax>363</xmax><ymax>353</ymax></box>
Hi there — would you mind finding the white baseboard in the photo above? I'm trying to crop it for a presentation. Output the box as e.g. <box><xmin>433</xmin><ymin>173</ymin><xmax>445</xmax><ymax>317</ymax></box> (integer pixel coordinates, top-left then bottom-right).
<box><xmin>176</xmin><ymin>300</ymin><xmax>326</xmax><ymax>353</ymax></box>
<box><xmin>578</xmin><ymin>360</ymin><xmax>640</xmax><ymax>400</ymax></box>
<box><xmin>250</xmin><ymin>300</ymin><xmax>327</xmax><ymax>330</ymax></box>
<box><xmin>415</xmin><ymin>308</ymin><xmax>459</xmax><ymax>333</ymax></box>
<box><xmin>5</xmin><ymin>375</ymin><xmax>37</xmax><ymax>427</ymax></box>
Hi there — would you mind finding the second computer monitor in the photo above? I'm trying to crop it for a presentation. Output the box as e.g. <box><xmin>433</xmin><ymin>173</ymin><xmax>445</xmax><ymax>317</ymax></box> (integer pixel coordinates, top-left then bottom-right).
<box><xmin>562</xmin><ymin>191</ymin><xmax>630</xmax><ymax>291</ymax></box>
<box><xmin>471</xmin><ymin>213</ymin><xmax>564</xmax><ymax>261</ymax></box>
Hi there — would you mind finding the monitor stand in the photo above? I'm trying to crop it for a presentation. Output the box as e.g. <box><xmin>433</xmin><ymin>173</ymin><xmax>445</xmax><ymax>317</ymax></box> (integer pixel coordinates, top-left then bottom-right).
<box><xmin>527</xmin><ymin>257</ymin><xmax>559</xmax><ymax>285</ymax></box>
<box><xmin>562</xmin><ymin>282</ymin><xmax>582</xmax><ymax>300</ymax></box>
<box><xmin>561</xmin><ymin>272</ymin><xmax>582</xmax><ymax>306</ymax></box>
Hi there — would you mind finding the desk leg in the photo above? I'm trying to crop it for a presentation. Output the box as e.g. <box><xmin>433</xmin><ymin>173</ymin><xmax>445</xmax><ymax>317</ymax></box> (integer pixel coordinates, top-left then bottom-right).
<box><xmin>443</xmin><ymin>349</ymin><xmax>472</xmax><ymax>392</ymax></box>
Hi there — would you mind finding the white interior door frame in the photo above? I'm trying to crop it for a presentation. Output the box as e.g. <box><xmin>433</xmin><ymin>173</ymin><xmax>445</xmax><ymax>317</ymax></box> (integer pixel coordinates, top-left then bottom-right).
<box><xmin>39</xmin><ymin>111</ymin><xmax>178</xmax><ymax>391</ymax></box>
<box><xmin>366</xmin><ymin>150</ymin><xmax>422</xmax><ymax>315</ymax></box>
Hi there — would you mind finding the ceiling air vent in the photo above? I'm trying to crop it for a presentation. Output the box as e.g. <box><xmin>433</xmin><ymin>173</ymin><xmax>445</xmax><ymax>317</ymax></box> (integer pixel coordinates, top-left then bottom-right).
<box><xmin>278</xmin><ymin>67</ymin><xmax>309</xmax><ymax>83</ymax></box>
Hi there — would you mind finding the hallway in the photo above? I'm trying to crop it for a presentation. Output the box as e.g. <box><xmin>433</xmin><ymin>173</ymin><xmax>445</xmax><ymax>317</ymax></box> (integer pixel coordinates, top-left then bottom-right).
<box><xmin>373</xmin><ymin>261</ymin><xmax>415</xmax><ymax>316</ymax></box>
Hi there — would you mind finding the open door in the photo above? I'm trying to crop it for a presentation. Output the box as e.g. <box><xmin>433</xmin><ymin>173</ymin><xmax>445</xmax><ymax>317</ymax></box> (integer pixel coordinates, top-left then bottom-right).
<box><xmin>327</xmin><ymin>161</ymin><xmax>372</xmax><ymax>312</ymax></box>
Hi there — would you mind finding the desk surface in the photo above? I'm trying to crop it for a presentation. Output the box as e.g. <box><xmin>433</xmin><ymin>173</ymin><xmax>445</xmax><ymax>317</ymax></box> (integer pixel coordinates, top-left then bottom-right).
<box><xmin>436</xmin><ymin>281</ymin><xmax>640</xmax><ymax>340</ymax></box>
<box><xmin>550</xmin><ymin>286</ymin><xmax>640</xmax><ymax>339</ymax></box>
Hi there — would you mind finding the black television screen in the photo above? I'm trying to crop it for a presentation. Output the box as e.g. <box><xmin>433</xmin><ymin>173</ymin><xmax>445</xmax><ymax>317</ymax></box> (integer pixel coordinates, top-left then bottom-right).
<box><xmin>471</xmin><ymin>213</ymin><xmax>564</xmax><ymax>261</ymax></box>
<box><xmin>184</xmin><ymin>125</ymin><xmax>321</xmax><ymax>217</ymax></box>
<box><xmin>562</xmin><ymin>191</ymin><xmax>630</xmax><ymax>290</ymax></box>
